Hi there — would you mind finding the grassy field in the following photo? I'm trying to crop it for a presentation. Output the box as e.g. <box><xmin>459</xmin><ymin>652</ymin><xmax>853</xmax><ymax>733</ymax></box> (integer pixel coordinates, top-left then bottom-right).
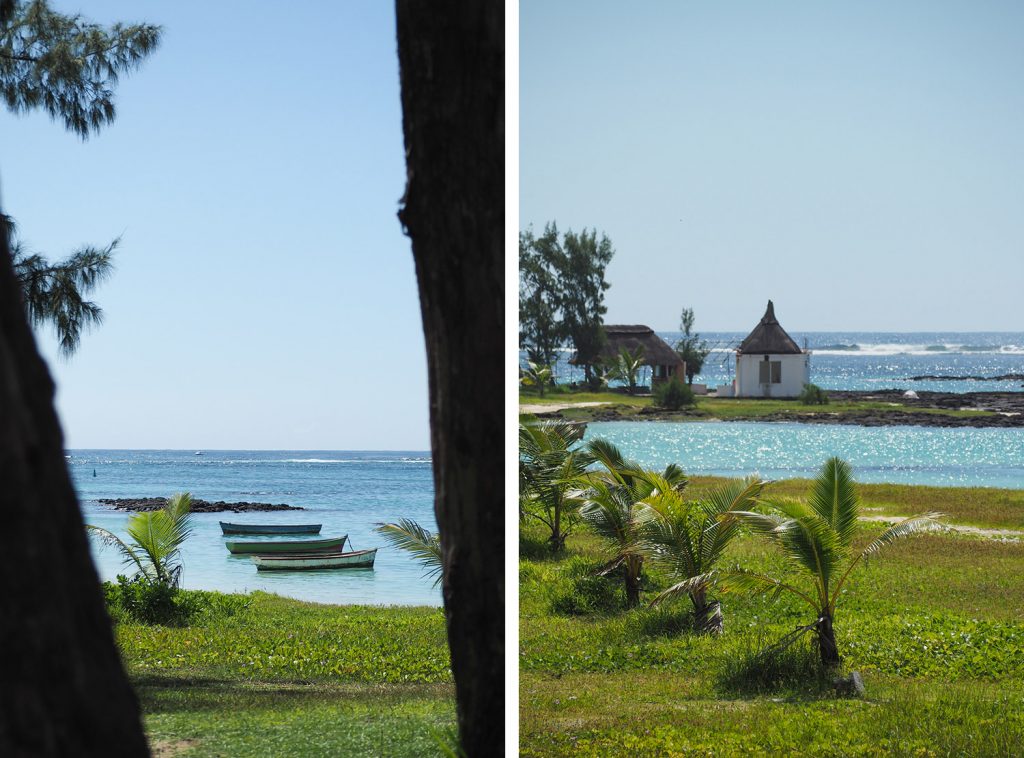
<box><xmin>519</xmin><ymin>480</ymin><xmax>1024</xmax><ymax>756</ymax></box>
<box><xmin>113</xmin><ymin>592</ymin><xmax>455</xmax><ymax>757</ymax></box>
<box><xmin>519</xmin><ymin>389</ymin><xmax>998</xmax><ymax>422</ymax></box>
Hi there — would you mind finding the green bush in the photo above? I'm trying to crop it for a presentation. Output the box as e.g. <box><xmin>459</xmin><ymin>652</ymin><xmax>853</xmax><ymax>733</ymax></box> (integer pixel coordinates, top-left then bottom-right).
<box><xmin>798</xmin><ymin>383</ymin><xmax>829</xmax><ymax>405</ymax></box>
<box><xmin>551</xmin><ymin>574</ymin><xmax>624</xmax><ymax>615</ymax></box>
<box><xmin>717</xmin><ymin>633</ymin><xmax>829</xmax><ymax>696</ymax></box>
<box><xmin>653</xmin><ymin>377</ymin><xmax>695</xmax><ymax>409</ymax></box>
<box><xmin>103</xmin><ymin>576</ymin><xmax>251</xmax><ymax>626</ymax></box>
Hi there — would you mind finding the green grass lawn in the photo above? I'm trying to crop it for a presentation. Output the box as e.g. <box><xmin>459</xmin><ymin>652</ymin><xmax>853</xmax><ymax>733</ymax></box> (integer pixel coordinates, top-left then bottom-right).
<box><xmin>519</xmin><ymin>480</ymin><xmax>1024</xmax><ymax>757</ymax></box>
<box><xmin>114</xmin><ymin>592</ymin><xmax>455</xmax><ymax>757</ymax></box>
<box><xmin>519</xmin><ymin>390</ymin><xmax>998</xmax><ymax>422</ymax></box>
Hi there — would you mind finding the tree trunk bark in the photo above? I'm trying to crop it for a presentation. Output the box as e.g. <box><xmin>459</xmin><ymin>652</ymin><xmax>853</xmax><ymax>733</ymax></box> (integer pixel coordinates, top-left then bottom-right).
<box><xmin>0</xmin><ymin>216</ymin><xmax>149</xmax><ymax>755</ymax></box>
<box><xmin>691</xmin><ymin>589</ymin><xmax>723</xmax><ymax>635</ymax></box>
<box><xmin>624</xmin><ymin>556</ymin><xmax>641</xmax><ymax>608</ymax></box>
<box><xmin>394</xmin><ymin>3</ymin><xmax>504</xmax><ymax>756</ymax></box>
<box><xmin>817</xmin><ymin>612</ymin><xmax>841</xmax><ymax>668</ymax></box>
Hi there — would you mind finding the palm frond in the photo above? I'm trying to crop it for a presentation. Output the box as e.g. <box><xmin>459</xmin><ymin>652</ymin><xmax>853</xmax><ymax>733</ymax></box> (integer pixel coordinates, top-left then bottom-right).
<box><xmin>718</xmin><ymin>566</ymin><xmax>819</xmax><ymax>611</ymax></box>
<box><xmin>648</xmin><ymin>571</ymin><xmax>718</xmax><ymax>608</ymax></box>
<box><xmin>859</xmin><ymin>513</ymin><xmax>945</xmax><ymax>559</ymax></box>
<box><xmin>375</xmin><ymin>519</ymin><xmax>444</xmax><ymax>586</ymax></box>
<box><xmin>86</xmin><ymin>524</ymin><xmax>147</xmax><ymax>577</ymax></box>
<box><xmin>806</xmin><ymin>457</ymin><xmax>860</xmax><ymax>548</ymax></box>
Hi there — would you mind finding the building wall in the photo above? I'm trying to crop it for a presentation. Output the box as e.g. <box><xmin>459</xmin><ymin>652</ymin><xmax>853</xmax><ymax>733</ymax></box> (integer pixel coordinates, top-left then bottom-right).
<box><xmin>735</xmin><ymin>352</ymin><xmax>810</xmax><ymax>398</ymax></box>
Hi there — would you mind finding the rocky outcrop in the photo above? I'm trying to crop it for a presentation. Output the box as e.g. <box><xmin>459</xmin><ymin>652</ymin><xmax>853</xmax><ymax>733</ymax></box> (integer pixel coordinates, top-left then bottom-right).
<box><xmin>95</xmin><ymin>497</ymin><xmax>302</xmax><ymax>512</ymax></box>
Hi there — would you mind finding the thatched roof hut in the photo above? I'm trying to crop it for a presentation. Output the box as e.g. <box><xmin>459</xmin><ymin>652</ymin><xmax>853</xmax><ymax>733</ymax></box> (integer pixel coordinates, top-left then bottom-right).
<box><xmin>737</xmin><ymin>301</ymin><xmax>802</xmax><ymax>355</ymax></box>
<box><xmin>572</xmin><ymin>325</ymin><xmax>684</xmax><ymax>384</ymax></box>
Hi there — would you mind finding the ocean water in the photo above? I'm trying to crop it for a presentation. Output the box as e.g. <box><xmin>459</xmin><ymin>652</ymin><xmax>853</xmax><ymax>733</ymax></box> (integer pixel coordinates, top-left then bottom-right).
<box><xmin>541</xmin><ymin>331</ymin><xmax>1024</xmax><ymax>394</ymax></box>
<box><xmin>586</xmin><ymin>422</ymin><xmax>1024</xmax><ymax>490</ymax></box>
<box><xmin>71</xmin><ymin>450</ymin><xmax>440</xmax><ymax>606</ymax></box>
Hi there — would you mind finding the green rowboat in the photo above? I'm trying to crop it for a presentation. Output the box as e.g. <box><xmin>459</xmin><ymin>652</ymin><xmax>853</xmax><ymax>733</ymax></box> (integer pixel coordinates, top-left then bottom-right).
<box><xmin>224</xmin><ymin>535</ymin><xmax>347</xmax><ymax>555</ymax></box>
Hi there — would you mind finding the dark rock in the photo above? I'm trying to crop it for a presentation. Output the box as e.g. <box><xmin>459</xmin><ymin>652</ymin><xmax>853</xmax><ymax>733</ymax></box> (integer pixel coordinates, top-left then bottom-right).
<box><xmin>96</xmin><ymin>497</ymin><xmax>302</xmax><ymax>513</ymax></box>
<box><xmin>833</xmin><ymin>670</ymin><xmax>866</xmax><ymax>697</ymax></box>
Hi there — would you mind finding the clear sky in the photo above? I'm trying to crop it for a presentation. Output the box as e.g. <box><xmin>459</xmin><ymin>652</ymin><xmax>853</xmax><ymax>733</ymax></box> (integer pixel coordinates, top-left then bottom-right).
<box><xmin>1</xmin><ymin>1</ymin><xmax>430</xmax><ymax>450</ymax></box>
<box><xmin>521</xmin><ymin>0</ymin><xmax>1024</xmax><ymax>332</ymax></box>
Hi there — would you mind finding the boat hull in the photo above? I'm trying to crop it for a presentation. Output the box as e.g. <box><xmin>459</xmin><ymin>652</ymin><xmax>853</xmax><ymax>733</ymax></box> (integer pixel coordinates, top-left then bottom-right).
<box><xmin>220</xmin><ymin>522</ymin><xmax>322</xmax><ymax>535</ymax></box>
<box><xmin>224</xmin><ymin>535</ymin><xmax>347</xmax><ymax>554</ymax></box>
<box><xmin>252</xmin><ymin>548</ymin><xmax>378</xmax><ymax>571</ymax></box>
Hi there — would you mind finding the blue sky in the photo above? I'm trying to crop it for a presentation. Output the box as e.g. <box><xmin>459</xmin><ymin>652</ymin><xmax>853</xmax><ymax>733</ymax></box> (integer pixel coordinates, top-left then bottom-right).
<box><xmin>1</xmin><ymin>2</ymin><xmax>429</xmax><ymax>450</ymax></box>
<box><xmin>521</xmin><ymin>0</ymin><xmax>1024</xmax><ymax>332</ymax></box>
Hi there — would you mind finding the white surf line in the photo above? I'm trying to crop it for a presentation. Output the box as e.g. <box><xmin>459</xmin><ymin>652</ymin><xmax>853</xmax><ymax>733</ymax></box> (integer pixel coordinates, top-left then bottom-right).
<box><xmin>860</xmin><ymin>515</ymin><xmax>1023</xmax><ymax>541</ymax></box>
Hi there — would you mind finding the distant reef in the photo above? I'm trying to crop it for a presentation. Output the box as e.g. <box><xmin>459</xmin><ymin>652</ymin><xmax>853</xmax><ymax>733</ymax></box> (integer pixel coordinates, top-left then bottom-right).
<box><xmin>907</xmin><ymin>373</ymin><xmax>1024</xmax><ymax>382</ymax></box>
<box><xmin>96</xmin><ymin>497</ymin><xmax>302</xmax><ymax>513</ymax></box>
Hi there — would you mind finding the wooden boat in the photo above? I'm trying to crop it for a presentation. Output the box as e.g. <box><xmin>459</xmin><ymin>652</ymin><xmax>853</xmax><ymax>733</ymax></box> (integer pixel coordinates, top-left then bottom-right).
<box><xmin>220</xmin><ymin>522</ymin><xmax>322</xmax><ymax>535</ymax></box>
<box><xmin>252</xmin><ymin>548</ymin><xmax>378</xmax><ymax>571</ymax></box>
<box><xmin>224</xmin><ymin>535</ymin><xmax>347</xmax><ymax>555</ymax></box>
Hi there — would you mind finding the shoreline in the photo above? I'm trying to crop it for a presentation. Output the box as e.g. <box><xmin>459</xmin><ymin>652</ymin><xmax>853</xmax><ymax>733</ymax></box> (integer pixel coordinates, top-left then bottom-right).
<box><xmin>521</xmin><ymin>389</ymin><xmax>1024</xmax><ymax>428</ymax></box>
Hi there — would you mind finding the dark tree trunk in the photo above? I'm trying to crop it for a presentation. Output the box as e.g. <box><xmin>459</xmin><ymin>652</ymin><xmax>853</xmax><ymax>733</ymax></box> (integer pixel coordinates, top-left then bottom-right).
<box><xmin>0</xmin><ymin>216</ymin><xmax>149</xmax><ymax>754</ymax></box>
<box><xmin>394</xmin><ymin>3</ymin><xmax>504</xmax><ymax>756</ymax></box>
<box><xmin>817</xmin><ymin>612</ymin><xmax>841</xmax><ymax>668</ymax></box>
<box><xmin>691</xmin><ymin>589</ymin><xmax>723</xmax><ymax>635</ymax></box>
<box><xmin>624</xmin><ymin>557</ymin><xmax>641</xmax><ymax>609</ymax></box>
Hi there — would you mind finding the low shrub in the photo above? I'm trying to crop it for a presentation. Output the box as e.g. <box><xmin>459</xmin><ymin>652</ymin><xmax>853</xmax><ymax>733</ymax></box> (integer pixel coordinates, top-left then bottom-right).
<box><xmin>653</xmin><ymin>377</ymin><xmax>695</xmax><ymax>410</ymax></box>
<box><xmin>717</xmin><ymin>632</ymin><xmax>829</xmax><ymax>696</ymax></box>
<box><xmin>104</xmin><ymin>577</ymin><xmax>251</xmax><ymax>626</ymax></box>
<box><xmin>551</xmin><ymin>572</ymin><xmax>624</xmax><ymax>616</ymax></box>
<box><xmin>798</xmin><ymin>383</ymin><xmax>830</xmax><ymax>405</ymax></box>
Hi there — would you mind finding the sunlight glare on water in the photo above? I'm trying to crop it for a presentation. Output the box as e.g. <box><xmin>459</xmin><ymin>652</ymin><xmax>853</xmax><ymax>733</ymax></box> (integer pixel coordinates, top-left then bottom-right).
<box><xmin>585</xmin><ymin>422</ymin><xmax>1024</xmax><ymax>489</ymax></box>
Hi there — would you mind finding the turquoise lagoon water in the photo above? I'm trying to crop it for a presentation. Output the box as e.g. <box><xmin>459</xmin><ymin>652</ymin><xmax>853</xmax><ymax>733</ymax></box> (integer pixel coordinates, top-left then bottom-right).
<box><xmin>585</xmin><ymin>422</ymin><xmax>1024</xmax><ymax>490</ymax></box>
<box><xmin>71</xmin><ymin>450</ymin><xmax>440</xmax><ymax>606</ymax></box>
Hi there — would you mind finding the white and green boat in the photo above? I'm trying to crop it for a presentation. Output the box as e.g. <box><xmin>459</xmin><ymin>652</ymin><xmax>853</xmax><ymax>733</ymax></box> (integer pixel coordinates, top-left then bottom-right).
<box><xmin>251</xmin><ymin>548</ymin><xmax>378</xmax><ymax>571</ymax></box>
<box><xmin>224</xmin><ymin>535</ymin><xmax>347</xmax><ymax>555</ymax></box>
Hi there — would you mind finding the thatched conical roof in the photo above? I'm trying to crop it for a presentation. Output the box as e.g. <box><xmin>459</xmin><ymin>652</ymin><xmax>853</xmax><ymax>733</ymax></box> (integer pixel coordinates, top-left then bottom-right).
<box><xmin>737</xmin><ymin>301</ymin><xmax>802</xmax><ymax>355</ymax></box>
<box><xmin>570</xmin><ymin>325</ymin><xmax>683</xmax><ymax>367</ymax></box>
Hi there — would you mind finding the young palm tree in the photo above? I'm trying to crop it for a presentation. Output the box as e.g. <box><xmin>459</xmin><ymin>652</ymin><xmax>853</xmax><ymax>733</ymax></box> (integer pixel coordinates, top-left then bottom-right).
<box><xmin>87</xmin><ymin>492</ymin><xmax>193</xmax><ymax>587</ymax></box>
<box><xmin>577</xmin><ymin>439</ymin><xmax>687</xmax><ymax>608</ymax></box>
<box><xmin>375</xmin><ymin>518</ymin><xmax>443</xmax><ymax>586</ymax></box>
<box><xmin>520</xmin><ymin>360</ymin><xmax>553</xmax><ymax>397</ymax></box>
<box><xmin>613</xmin><ymin>346</ymin><xmax>646</xmax><ymax>394</ymax></box>
<box><xmin>724</xmin><ymin>458</ymin><xmax>941</xmax><ymax>667</ymax></box>
<box><xmin>636</xmin><ymin>478</ymin><xmax>766</xmax><ymax>634</ymax></box>
<box><xmin>4</xmin><ymin>214</ymin><xmax>118</xmax><ymax>357</ymax></box>
<box><xmin>519</xmin><ymin>421</ymin><xmax>594</xmax><ymax>552</ymax></box>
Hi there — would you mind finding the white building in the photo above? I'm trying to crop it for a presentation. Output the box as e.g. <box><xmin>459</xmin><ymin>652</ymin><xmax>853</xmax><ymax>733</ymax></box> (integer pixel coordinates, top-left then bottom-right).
<box><xmin>732</xmin><ymin>301</ymin><xmax>810</xmax><ymax>398</ymax></box>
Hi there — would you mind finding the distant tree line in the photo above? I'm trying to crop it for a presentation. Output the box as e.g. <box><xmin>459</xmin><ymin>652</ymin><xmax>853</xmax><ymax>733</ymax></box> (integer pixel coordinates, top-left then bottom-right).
<box><xmin>519</xmin><ymin>221</ymin><xmax>614</xmax><ymax>382</ymax></box>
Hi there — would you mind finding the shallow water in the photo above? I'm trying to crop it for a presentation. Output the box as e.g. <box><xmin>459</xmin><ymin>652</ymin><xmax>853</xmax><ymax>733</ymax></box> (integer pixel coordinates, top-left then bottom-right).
<box><xmin>71</xmin><ymin>450</ymin><xmax>440</xmax><ymax>606</ymax></box>
<box><xmin>585</xmin><ymin>421</ymin><xmax>1024</xmax><ymax>489</ymax></box>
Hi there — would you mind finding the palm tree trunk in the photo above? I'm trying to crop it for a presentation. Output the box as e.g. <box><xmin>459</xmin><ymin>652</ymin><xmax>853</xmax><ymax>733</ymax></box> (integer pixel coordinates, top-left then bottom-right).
<box><xmin>551</xmin><ymin>501</ymin><xmax>564</xmax><ymax>552</ymax></box>
<box><xmin>691</xmin><ymin>589</ymin><xmax>723</xmax><ymax>635</ymax></box>
<box><xmin>817</xmin><ymin>612</ymin><xmax>841</xmax><ymax>668</ymax></box>
<box><xmin>395</xmin><ymin>2</ymin><xmax>504</xmax><ymax>754</ymax></box>
<box><xmin>623</xmin><ymin>556</ymin><xmax>641</xmax><ymax>608</ymax></box>
<box><xmin>0</xmin><ymin>215</ymin><xmax>149</xmax><ymax>754</ymax></box>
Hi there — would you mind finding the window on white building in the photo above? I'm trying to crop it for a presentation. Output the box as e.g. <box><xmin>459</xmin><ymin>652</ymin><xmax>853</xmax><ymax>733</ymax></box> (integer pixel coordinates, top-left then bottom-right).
<box><xmin>759</xmin><ymin>360</ymin><xmax>782</xmax><ymax>384</ymax></box>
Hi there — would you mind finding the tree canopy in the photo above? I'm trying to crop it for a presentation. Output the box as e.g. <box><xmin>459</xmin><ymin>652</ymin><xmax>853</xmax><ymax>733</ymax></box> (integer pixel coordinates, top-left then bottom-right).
<box><xmin>0</xmin><ymin>0</ymin><xmax>161</xmax><ymax>138</ymax></box>
<box><xmin>4</xmin><ymin>215</ymin><xmax>117</xmax><ymax>357</ymax></box>
<box><xmin>675</xmin><ymin>307</ymin><xmax>711</xmax><ymax>385</ymax></box>
<box><xmin>519</xmin><ymin>221</ymin><xmax>614</xmax><ymax>381</ymax></box>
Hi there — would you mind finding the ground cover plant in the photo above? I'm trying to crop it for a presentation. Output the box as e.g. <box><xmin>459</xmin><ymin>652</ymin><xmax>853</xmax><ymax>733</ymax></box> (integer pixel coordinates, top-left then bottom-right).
<box><xmin>109</xmin><ymin>589</ymin><xmax>454</xmax><ymax>756</ymax></box>
<box><xmin>519</xmin><ymin>389</ymin><xmax>999</xmax><ymax>423</ymax></box>
<box><xmin>520</xmin><ymin>473</ymin><xmax>1024</xmax><ymax>756</ymax></box>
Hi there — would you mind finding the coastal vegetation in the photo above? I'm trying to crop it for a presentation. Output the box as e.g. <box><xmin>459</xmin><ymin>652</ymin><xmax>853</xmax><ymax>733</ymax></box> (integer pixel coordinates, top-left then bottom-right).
<box><xmin>519</xmin><ymin>220</ymin><xmax>615</xmax><ymax>379</ymax></box>
<box><xmin>520</xmin><ymin>386</ymin><xmax>1004</xmax><ymax>425</ymax></box>
<box><xmin>110</xmin><ymin>590</ymin><xmax>455</xmax><ymax>756</ymax></box>
<box><xmin>519</xmin><ymin>462</ymin><xmax>1024</xmax><ymax>755</ymax></box>
<box><xmin>674</xmin><ymin>307</ymin><xmax>711</xmax><ymax>385</ymax></box>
